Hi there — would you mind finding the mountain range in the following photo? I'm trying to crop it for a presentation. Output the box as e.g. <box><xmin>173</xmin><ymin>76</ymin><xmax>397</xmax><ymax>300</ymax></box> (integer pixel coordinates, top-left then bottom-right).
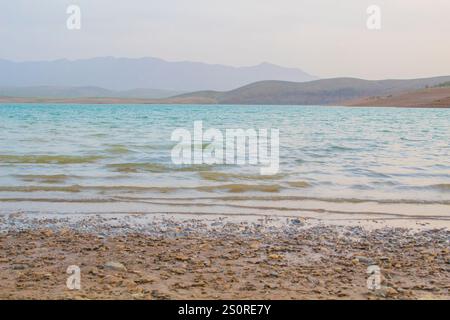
<box><xmin>0</xmin><ymin>57</ymin><xmax>316</xmax><ymax>92</ymax></box>
<box><xmin>0</xmin><ymin>86</ymin><xmax>183</xmax><ymax>99</ymax></box>
<box><xmin>0</xmin><ymin>57</ymin><xmax>449</xmax><ymax>107</ymax></box>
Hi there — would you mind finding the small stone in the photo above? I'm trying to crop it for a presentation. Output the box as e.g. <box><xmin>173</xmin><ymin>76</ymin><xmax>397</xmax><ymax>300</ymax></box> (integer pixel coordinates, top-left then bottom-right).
<box><xmin>291</xmin><ymin>219</ymin><xmax>303</xmax><ymax>226</ymax></box>
<box><xmin>171</xmin><ymin>268</ymin><xmax>186</xmax><ymax>275</ymax></box>
<box><xmin>373</xmin><ymin>286</ymin><xmax>398</xmax><ymax>298</ymax></box>
<box><xmin>12</xmin><ymin>263</ymin><xmax>29</xmax><ymax>270</ymax></box>
<box><xmin>354</xmin><ymin>256</ymin><xmax>374</xmax><ymax>265</ymax></box>
<box><xmin>385</xmin><ymin>287</ymin><xmax>398</xmax><ymax>296</ymax></box>
<box><xmin>104</xmin><ymin>261</ymin><xmax>127</xmax><ymax>272</ymax></box>
<box><xmin>249</xmin><ymin>242</ymin><xmax>261</xmax><ymax>250</ymax></box>
<box><xmin>104</xmin><ymin>275</ymin><xmax>123</xmax><ymax>286</ymax></box>
<box><xmin>88</xmin><ymin>267</ymin><xmax>100</xmax><ymax>275</ymax></box>
<box><xmin>264</xmin><ymin>283</ymin><xmax>279</xmax><ymax>290</ymax></box>
<box><xmin>60</xmin><ymin>228</ymin><xmax>71</xmax><ymax>236</ymax></box>
<box><xmin>307</xmin><ymin>276</ymin><xmax>320</xmax><ymax>286</ymax></box>
<box><xmin>42</xmin><ymin>229</ymin><xmax>53</xmax><ymax>237</ymax></box>
<box><xmin>268</xmin><ymin>254</ymin><xmax>283</xmax><ymax>260</ymax></box>
<box><xmin>240</xmin><ymin>282</ymin><xmax>257</xmax><ymax>291</ymax></box>
<box><xmin>136</xmin><ymin>275</ymin><xmax>158</xmax><ymax>284</ymax></box>
<box><xmin>131</xmin><ymin>293</ymin><xmax>146</xmax><ymax>300</ymax></box>
<box><xmin>123</xmin><ymin>279</ymin><xmax>137</xmax><ymax>289</ymax></box>
<box><xmin>151</xmin><ymin>289</ymin><xmax>171</xmax><ymax>300</ymax></box>
<box><xmin>175</xmin><ymin>254</ymin><xmax>189</xmax><ymax>262</ymax></box>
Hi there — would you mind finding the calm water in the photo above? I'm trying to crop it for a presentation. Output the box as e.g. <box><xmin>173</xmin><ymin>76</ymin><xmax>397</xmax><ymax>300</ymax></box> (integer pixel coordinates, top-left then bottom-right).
<box><xmin>1</xmin><ymin>104</ymin><xmax>449</xmax><ymax>221</ymax></box>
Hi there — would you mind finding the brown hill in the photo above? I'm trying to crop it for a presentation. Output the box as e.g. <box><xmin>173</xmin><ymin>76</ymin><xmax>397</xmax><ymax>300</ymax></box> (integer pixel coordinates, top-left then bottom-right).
<box><xmin>173</xmin><ymin>76</ymin><xmax>450</xmax><ymax>106</ymax></box>
<box><xmin>2</xmin><ymin>76</ymin><xmax>450</xmax><ymax>107</ymax></box>
<box><xmin>344</xmin><ymin>87</ymin><xmax>450</xmax><ymax>108</ymax></box>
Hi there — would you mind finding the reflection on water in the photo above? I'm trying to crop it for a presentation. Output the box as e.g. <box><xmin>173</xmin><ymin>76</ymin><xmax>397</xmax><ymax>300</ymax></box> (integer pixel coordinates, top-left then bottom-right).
<box><xmin>0</xmin><ymin>104</ymin><xmax>449</xmax><ymax>222</ymax></box>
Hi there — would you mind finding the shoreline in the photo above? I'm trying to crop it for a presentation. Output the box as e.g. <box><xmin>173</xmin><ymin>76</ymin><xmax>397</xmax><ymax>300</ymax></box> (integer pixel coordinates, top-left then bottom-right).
<box><xmin>0</xmin><ymin>99</ymin><xmax>449</xmax><ymax>108</ymax></box>
<box><xmin>1</xmin><ymin>212</ymin><xmax>448</xmax><ymax>300</ymax></box>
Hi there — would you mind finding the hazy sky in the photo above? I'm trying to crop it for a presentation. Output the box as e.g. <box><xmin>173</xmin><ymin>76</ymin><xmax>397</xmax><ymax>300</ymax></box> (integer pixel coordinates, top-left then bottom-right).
<box><xmin>1</xmin><ymin>0</ymin><xmax>450</xmax><ymax>79</ymax></box>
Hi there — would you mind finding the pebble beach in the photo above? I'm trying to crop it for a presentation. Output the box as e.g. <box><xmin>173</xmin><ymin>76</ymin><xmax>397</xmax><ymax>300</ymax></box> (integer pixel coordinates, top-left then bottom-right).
<box><xmin>1</xmin><ymin>212</ymin><xmax>448</xmax><ymax>300</ymax></box>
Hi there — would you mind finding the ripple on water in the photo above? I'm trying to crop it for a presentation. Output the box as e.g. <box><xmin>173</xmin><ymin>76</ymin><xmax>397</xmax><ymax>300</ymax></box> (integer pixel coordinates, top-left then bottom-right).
<box><xmin>0</xmin><ymin>155</ymin><xmax>104</xmax><ymax>164</ymax></box>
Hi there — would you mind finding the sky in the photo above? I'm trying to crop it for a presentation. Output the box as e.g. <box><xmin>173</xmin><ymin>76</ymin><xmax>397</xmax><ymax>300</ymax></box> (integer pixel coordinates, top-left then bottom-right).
<box><xmin>1</xmin><ymin>0</ymin><xmax>450</xmax><ymax>79</ymax></box>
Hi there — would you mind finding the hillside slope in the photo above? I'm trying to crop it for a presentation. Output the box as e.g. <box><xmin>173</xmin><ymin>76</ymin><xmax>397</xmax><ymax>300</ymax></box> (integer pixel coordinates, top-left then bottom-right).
<box><xmin>174</xmin><ymin>76</ymin><xmax>450</xmax><ymax>105</ymax></box>
<box><xmin>344</xmin><ymin>87</ymin><xmax>450</xmax><ymax>108</ymax></box>
<box><xmin>2</xmin><ymin>76</ymin><xmax>450</xmax><ymax>107</ymax></box>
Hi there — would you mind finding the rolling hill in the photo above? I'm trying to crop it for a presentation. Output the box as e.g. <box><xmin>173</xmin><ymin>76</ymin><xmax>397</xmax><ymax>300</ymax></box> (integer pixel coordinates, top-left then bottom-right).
<box><xmin>1</xmin><ymin>76</ymin><xmax>450</xmax><ymax>107</ymax></box>
<box><xmin>172</xmin><ymin>76</ymin><xmax>450</xmax><ymax>105</ymax></box>
<box><xmin>344</xmin><ymin>87</ymin><xmax>450</xmax><ymax>108</ymax></box>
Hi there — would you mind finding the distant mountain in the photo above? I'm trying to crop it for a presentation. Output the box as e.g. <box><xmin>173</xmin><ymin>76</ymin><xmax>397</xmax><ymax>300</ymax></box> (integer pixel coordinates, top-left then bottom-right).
<box><xmin>0</xmin><ymin>57</ymin><xmax>317</xmax><ymax>91</ymax></box>
<box><xmin>0</xmin><ymin>86</ymin><xmax>183</xmax><ymax>99</ymax></box>
<box><xmin>173</xmin><ymin>76</ymin><xmax>450</xmax><ymax>105</ymax></box>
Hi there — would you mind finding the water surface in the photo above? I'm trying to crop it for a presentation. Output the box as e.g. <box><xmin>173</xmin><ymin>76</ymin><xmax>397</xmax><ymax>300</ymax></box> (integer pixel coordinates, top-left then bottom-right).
<box><xmin>1</xmin><ymin>104</ymin><xmax>449</xmax><ymax>223</ymax></box>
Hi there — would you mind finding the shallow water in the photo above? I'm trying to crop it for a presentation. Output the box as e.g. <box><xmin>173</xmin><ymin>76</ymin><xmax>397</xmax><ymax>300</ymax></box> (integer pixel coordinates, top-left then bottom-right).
<box><xmin>0</xmin><ymin>104</ymin><xmax>449</xmax><ymax>223</ymax></box>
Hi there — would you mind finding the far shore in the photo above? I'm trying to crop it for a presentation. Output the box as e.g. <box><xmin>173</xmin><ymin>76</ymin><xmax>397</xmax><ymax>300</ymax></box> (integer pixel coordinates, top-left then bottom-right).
<box><xmin>1</xmin><ymin>87</ymin><xmax>450</xmax><ymax>108</ymax></box>
<box><xmin>0</xmin><ymin>96</ymin><xmax>217</xmax><ymax>105</ymax></box>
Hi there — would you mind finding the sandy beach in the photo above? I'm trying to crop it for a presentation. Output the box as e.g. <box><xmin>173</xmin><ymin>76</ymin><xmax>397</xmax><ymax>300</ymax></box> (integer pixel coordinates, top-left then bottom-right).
<box><xmin>0</xmin><ymin>213</ymin><xmax>448</xmax><ymax>300</ymax></box>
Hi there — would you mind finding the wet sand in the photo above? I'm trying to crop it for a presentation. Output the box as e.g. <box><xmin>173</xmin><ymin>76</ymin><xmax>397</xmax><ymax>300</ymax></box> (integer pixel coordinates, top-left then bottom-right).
<box><xmin>0</xmin><ymin>213</ymin><xmax>448</xmax><ymax>300</ymax></box>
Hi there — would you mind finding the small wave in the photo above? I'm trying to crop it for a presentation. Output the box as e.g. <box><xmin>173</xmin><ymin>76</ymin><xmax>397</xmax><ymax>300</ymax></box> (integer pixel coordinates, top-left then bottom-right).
<box><xmin>0</xmin><ymin>185</ymin><xmax>83</xmax><ymax>193</ymax></box>
<box><xmin>430</xmin><ymin>184</ymin><xmax>450</xmax><ymax>192</ymax></box>
<box><xmin>176</xmin><ymin>165</ymin><xmax>213</xmax><ymax>172</ymax></box>
<box><xmin>287</xmin><ymin>181</ymin><xmax>311</xmax><ymax>188</ymax></box>
<box><xmin>88</xmin><ymin>133</ymin><xmax>109</xmax><ymax>138</ymax></box>
<box><xmin>106</xmin><ymin>163</ymin><xmax>168</xmax><ymax>173</ymax></box>
<box><xmin>13</xmin><ymin>174</ymin><xmax>73</xmax><ymax>184</ymax></box>
<box><xmin>199</xmin><ymin>171</ymin><xmax>284</xmax><ymax>182</ymax></box>
<box><xmin>197</xmin><ymin>184</ymin><xmax>281</xmax><ymax>193</ymax></box>
<box><xmin>0</xmin><ymin>183</ymin><xmax>284</xmax><ymax>194</ymax></box>
<box><xmin>0</xmin><ymin>155</ymin><xmax>104</xmax><ymax>164</ymax></box>
<box><xmin>350</xmin><ymin>168</ymin><xmax>392</xmax><ymax>178</ymax></box>
<box><xmin>326</xmin><ymin>145</ymin><xmax>359</xmax><ymax>152</ymax></box>
<box><xmin>106</xmin><ymin>162</ymin><xmax>213</xmax><ymax>173</ymax></box>
<box><xmin>0</xmin><ymin>185</ymin><xmax>176</xmax><ymax>193</ymax></box>
<box><xmin>0</xmin><ymin>184</ymin><xmax>283</xmax><ymax>194</ymax></box>
<box><xmin>104</xmin><ymin>145</ymin><xmax>134</xmax><ymax>155</ymax></box>
<box><xmin>144</xmin><ymin>143</ymin><xmax>178</xmax><ymax>151</ymax></box>
<box><xmin>131</xmin><ymin>195</ymin><xmax>450</xmax><ymax>205</ymax></box>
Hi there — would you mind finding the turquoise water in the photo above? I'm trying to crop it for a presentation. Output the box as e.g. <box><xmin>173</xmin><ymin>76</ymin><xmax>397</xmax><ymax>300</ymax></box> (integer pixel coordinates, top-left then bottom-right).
<box><xmin>1</xmin><ymin>104</ymin><xmax>449</xmax><ymax>221</ymax></box>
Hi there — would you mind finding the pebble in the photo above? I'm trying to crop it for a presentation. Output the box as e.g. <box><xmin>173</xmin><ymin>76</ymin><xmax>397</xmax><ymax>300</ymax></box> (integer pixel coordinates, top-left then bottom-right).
<box><xmin>104</xmin><ymin>261</ymin><xmax>127</xmax><ymax>272</ymax></box>
<box><xmin>354</xmin><ymin>256</ymin><xmax>374</xmax><ymax>265</ymax></box>
<box><xmin>268</xmin><ymin>254</ymin><xmax>283</xmax><ymax>260</ymax></box>
<box><xmin>291</xmin><ymin>219</ymin><xmax>304</xmax><ymax>226</ymax></box>
<box><xmin>12</xmin><ymin>263</ymin><xmax>29</xmax><ymax>270</ymax></box>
